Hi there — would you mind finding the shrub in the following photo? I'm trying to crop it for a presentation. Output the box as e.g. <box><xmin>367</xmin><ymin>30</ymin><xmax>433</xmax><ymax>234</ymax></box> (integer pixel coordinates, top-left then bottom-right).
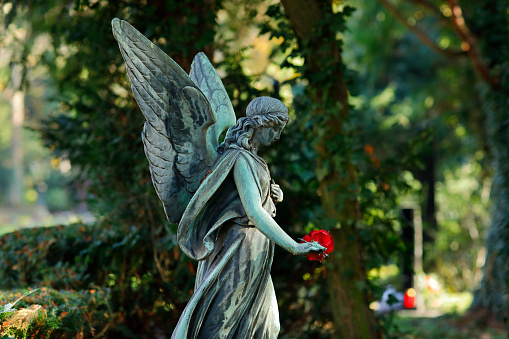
<box><xmin>0</xmin><ymin>287</ymin><xmax>111</xmax><ymax>338</ymax></box>
<box><xmin>0</xmin><ymin>223</ymin><xmax>195</xmax><ymax>337</ymax></box>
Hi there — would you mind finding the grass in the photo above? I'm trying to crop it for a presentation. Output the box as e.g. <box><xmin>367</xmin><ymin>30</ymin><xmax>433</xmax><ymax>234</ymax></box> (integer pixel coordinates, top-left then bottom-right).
<box><xmin>390</xmin><ymin>312</ymin><xmax>507</xmax><ymax>339</ymax></box>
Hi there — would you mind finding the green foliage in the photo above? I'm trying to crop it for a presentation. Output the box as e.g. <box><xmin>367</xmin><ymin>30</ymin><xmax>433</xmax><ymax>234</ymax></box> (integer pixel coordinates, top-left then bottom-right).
<box><xmin>3</xmin><ymin>0</ymin><xmax>219</xmax><ymax>226</ymax></box>
<box><xmin>264</xmin><ymin>0</ymin><xmax>409</xmax><ymax>291</ymax></box>
<box><xmin>0</xmin><ymin>223</ymin><xmax>196</xmax><ymax>337</ymax></box>
<box><xmin>0</xmin><ymin>288</ymin><xmax>110</xmax><ymax>339</ymax></box>
<box><xmin>3</xmin><ymin>3</ymin><xmax>219</xmax><ymax>334</ymax></box>
<box><xmin>5</xmin><ymin>0</ymin><xmax>508</xmax><ymax>335</ymax></box>
<box><xmin>340</xmin><ymin>0</ymin><xmax>497</xmax><ymax>297</ymax></box>
<box><xmin>0</xmin><ymin>4</ymin><xmax>75</xmax><ymax>210</ymax></box>
<box><xmin>432</xmin><ymin>160</ymin><xmax>490</xmax><ymax>291</ymax></box>
<box><xmin>1</xmin><ymin>289</ymin><xmax>38</xmax><ymax>316</ymax></box>
<box><xmin>262</xmin><ymin>3</ymin><xmax>403</xmax><ymax>336</ymax></box>
<box><xmin>3</xmin><ymin>1</ymin><xmax>341</xmax><ymax>336</ymax></box>
<box><xmin>0</xmin><ymin>221</ymin><xmax>338</xmax><ymax>337</ymax></box>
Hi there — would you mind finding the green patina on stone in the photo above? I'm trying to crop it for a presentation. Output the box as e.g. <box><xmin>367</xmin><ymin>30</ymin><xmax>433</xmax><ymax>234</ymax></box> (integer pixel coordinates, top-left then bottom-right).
<box><xmin>112</xmin><ymin>18</ymin><xmax>325</xmax><ymax>338</ymax></box>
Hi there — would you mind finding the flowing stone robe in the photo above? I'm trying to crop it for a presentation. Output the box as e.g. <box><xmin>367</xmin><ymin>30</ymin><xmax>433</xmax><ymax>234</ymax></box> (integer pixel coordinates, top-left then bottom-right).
<box><xmin>172</xmin><ymin>145</ymin><xmax>279</xmax><ymax>339</ymax></box>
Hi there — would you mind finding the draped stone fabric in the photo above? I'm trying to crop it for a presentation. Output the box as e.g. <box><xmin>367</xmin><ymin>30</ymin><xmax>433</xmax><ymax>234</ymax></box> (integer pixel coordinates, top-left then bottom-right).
<box><xmin>172</xmin><ymin>146</ymin><xmax>279</xmax><ymax>339</ymax></box>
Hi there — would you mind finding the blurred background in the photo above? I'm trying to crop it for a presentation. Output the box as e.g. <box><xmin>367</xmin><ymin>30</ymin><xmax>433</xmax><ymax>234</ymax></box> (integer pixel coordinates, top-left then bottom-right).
<box><xmin>0</xmin><ymin>0</ymin><xmax>507</xmax><ymax>338</ymax></box>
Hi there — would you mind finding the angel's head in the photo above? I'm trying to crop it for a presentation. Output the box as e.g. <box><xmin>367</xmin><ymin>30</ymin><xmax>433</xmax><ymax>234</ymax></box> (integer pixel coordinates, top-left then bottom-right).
<box><xmin>218</xmin><ymin>97</ymin><xmax>289</xmax><ymax>153</ymax></box>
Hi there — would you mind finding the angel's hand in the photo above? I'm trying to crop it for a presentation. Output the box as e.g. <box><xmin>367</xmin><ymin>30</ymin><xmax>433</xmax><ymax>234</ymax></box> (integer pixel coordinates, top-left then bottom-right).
<box><xmin>292</xmin><ymin>241</ymin><xmax>326</xmax><ymax>256</ymax></box>
<box><xmin>270</xmin><ymin>180</ymin><xmax>283</xmax><ymax>204</ymax></box>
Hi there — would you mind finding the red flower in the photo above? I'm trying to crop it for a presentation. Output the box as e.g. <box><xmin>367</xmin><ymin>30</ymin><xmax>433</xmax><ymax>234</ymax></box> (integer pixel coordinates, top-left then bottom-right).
<box><xmin>301</xmin><ymin>230</ymin><xmax>334</xmax><ymax>262</ymax></box>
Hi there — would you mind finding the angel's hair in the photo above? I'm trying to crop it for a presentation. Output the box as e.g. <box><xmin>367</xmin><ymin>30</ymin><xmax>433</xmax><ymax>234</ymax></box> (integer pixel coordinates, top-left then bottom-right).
<box><xmin>217</xmin><ymin>97</ymin><xmax>289</xmax><ymax>153</ymax></box>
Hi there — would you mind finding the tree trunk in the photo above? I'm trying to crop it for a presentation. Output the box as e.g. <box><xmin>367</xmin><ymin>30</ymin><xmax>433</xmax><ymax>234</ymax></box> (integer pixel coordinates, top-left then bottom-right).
<box><xmin>471</xmin><ymin>83</ymin><xmax>509</xmax><ymax>323</ymax></box>
<box><xmin>466</xmin><ymin>1</ymin><xmax>509</xmax><ymax>324</ymax></box>
<box><xmin>9</xmin><ymin>90</ymin><xmax>25</xmax><ymax>207</ymax></box>
<box><xmin>281</xmin><ymin>1</ymin><xmax>381</xmax><ymax>337</ymax></box>
<box><xmin>471</xmin><ymin>84</ymin><xmax>509</xmax><ymax>325</ymax></box>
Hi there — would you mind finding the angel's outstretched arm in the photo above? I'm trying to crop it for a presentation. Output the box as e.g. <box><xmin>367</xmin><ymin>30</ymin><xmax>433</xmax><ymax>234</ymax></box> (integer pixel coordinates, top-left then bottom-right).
<box><xmin>233</xmin><ymin>156</ymin><xmax>325</xmax><ymax>256</ymax></box>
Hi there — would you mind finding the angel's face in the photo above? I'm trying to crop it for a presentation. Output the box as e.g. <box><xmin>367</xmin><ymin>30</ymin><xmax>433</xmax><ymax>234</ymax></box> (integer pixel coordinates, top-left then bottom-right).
<box><xmin>254</xmin><ymin>124</ymin><xmax>284</xmax><ymax>148</ymax></box>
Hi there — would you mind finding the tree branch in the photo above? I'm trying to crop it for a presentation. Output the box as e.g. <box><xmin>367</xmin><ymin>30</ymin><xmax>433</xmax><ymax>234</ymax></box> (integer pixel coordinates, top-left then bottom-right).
<box><xmin>378</xmin><ymin>0</ymin><xmax>466</xmax><ymax>58</ymax></box>
<box><xmin>445</xmin><ymin>0</ymin><xmax>494</xmax><ymax>85</ymax></box>
<box><xmin>403</xmin><ymin>0</ymin><xmax>452</xmax><ymax>25</ymax></box>
<box><xmin>404</xmin><ymin>0</ymin><xmax>442</xmax><ymax>17</ymax></box>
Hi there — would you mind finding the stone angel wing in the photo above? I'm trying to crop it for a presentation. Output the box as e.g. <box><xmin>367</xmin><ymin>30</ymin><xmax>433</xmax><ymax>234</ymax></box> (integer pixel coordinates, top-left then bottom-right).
<box><xmin>189</xmin><ymin>53</ymin><xmax>236</xmax><ymax>150</ymax></box>
<box><xmin>111</xmin><ymin>19</ymin><xmax>236</xmax><ymax>223</ymax></box>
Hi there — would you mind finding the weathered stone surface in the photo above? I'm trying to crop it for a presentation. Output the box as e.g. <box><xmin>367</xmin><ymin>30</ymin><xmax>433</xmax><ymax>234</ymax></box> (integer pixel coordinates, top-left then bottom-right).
<box><xmin>112</xmin><ymin>19</ymin><xmax>325</xmax><ymax>338</ymax></box>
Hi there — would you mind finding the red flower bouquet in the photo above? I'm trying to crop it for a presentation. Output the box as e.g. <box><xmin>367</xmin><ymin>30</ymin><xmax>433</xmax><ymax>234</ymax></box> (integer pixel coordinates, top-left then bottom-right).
<box><xmin>301</xmin><ymin>230</ymin><xmax>334</xmax><ymax>262</ymax></box>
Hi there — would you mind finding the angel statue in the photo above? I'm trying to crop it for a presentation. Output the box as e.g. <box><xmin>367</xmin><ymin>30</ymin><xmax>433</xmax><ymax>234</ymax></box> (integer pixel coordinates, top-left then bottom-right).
<box><xmin>112</xmin><ymin>18</ymin><xmax>326</xmax><ymax>338</ymax></box>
